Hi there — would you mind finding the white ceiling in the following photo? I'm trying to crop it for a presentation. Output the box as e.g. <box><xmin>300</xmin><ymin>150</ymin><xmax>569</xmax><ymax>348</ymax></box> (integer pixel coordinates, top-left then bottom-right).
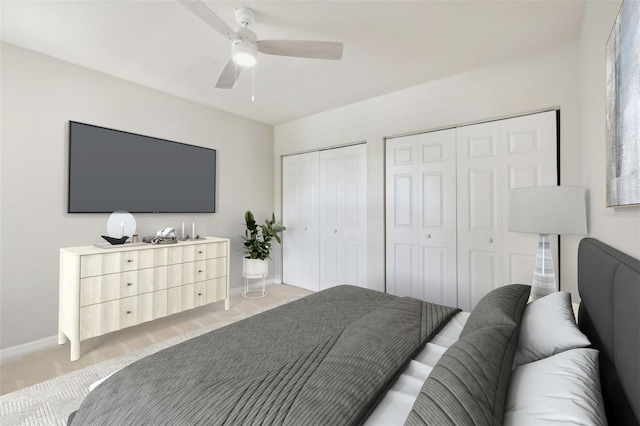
<box><xmin>1</xmin><ymin>0</ymin><xmax>586</xmax><ymax>125</ymax></box>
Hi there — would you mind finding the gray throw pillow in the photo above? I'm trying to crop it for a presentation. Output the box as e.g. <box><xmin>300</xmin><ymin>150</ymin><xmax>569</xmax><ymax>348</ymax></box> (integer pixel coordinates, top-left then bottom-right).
<box><xmin>460</xmin><ymin>284</ymin><xmax>530</xmax><ymax>337</ymax></box>
<box><xmin>405</xmin><ymin>324</ymin><xmax>519</xmax><ymax>426</ymax></box>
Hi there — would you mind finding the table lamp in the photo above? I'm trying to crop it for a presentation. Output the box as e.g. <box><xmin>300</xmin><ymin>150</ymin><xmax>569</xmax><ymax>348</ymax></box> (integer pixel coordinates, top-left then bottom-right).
<box><xmin>508</xmin><ymin>186</ymin><xmax>587</xmax><ymax>300</ymax></box>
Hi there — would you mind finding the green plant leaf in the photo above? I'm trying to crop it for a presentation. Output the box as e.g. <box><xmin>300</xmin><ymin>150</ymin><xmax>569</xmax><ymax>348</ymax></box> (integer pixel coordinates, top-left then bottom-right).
<box><xmin>241</xmin><ymin>211</ymin><xmax>286</xmax><ymax>261</ymax></box>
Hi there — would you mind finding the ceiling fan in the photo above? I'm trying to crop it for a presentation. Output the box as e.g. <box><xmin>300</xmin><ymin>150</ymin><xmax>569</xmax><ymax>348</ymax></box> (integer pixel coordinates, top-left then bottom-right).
<box><xmin>178</xmin><ymin>0</ymin><xmax>344</xmax><ymax>89</ymax></box>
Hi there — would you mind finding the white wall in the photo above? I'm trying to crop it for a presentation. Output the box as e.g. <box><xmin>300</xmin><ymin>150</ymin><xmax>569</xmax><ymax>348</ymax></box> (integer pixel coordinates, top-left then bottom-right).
<box><xmin>274</xmin><ymin>42</ymin><xmax>584</xmax><ymax>300</ymax></box>
<box><xmin>579</xmin><ymin>1</ymin><xmax>640</xmax><ymax>258</ymax></box>
<box><xmin>0</xmin><ymin>43</ymin><xmax>274</xmax><ymax>350</ymax></box>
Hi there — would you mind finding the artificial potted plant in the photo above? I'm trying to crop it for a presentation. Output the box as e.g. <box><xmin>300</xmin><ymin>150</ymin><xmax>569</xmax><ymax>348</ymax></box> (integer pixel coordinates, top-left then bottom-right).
<box><xmin>241</xmin><ymin>211</ymin><xmax>286</xmax><ymax>277</ymax></box>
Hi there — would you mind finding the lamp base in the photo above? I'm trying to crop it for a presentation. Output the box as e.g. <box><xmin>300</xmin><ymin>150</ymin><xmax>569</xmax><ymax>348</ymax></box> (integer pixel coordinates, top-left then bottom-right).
<box><xmin>531</xmin><ymin>234</ymin><xmax>556</xmax><ymax>300</ymax></box>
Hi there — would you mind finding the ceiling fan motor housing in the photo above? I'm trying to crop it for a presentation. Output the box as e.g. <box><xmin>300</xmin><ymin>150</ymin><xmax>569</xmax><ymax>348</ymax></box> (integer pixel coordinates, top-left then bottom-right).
<box><xmin>235</xmin><ymin>7</ymin><xmax>255</xmax><ymax>28</ymax></box>
<box><xmin>235</xmin><ymin>27</ymin><xmax>257</xmax><ymax>42</ymax></box>
<box><xmin>232</xmin><ymin>26</ymin><xmax>258</xmax><ymax>67</ymax></box>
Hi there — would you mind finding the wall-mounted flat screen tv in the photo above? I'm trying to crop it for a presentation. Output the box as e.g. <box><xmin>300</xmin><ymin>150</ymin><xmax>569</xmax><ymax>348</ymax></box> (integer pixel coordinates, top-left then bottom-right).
<box><xmin>68</xmin><ymin>121</ymin><xmax>216</xmax><ymax>213</ymax></box>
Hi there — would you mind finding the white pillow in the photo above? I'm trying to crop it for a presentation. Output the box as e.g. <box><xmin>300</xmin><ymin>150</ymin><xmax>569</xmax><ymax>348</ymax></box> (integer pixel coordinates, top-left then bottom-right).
<box><xmin>514</xmin><ymin>291</ymin><xmax>590</xmax><ymax>367</ymax></box>
<box><xmin>504</xmin><ymin>348</ymin><xmax>607</xmax><ymax>426</ymax></box>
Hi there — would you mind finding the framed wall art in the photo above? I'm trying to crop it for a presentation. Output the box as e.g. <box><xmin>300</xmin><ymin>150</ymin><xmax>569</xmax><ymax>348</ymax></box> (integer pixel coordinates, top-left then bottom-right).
<box><xmin>605</xmin><ymin>0</ymin><xmax>640</xmax><ymax>207</ymax></box>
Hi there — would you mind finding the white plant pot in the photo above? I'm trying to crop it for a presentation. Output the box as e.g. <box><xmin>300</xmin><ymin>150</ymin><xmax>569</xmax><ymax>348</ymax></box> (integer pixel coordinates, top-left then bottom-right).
<box><xmin>243</xmin><ymin>257</ymin><xmax>268</xmax><ymax>278</ymax></box>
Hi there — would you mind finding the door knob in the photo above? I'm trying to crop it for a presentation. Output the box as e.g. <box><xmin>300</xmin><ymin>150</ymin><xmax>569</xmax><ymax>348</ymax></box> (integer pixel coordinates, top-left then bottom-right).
<box><xmin>487</xmin><ymin>237</ymin><xmax>493</xmax><ymax>243</ymax></box>
<box><xmin>426</xmin><ymin>234</ymin><xmax>431</xmax><ymax>239</ymax></box>
<box><xmin>334</xmin><ymin>229</ymin><xmax>338</xmax><ymax>234</ymax></box>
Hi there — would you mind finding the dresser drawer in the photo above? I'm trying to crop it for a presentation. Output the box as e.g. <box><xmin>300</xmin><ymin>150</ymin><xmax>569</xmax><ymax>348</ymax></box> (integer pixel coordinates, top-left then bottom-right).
<box><xmin>168</xmin><ymin>260</ymin><xmax>212</xmax><ymax>287</ymax></box>
<box><xmin>168</xmin><ymin>245</ymin><xmax>196</xmax><ymax>264</ymax></box>
<box><xmin>206</xmin><ymin>257</ymin><xmax>226</xmax><ymax>279</ymax></box>
<box><xmin>80</xmin><ymin>266</ymin><xmax>168</xmax><ymax>306</ymax></box>
<box><xmin>80</xmin><ymin>249</ymin><xmax>168</xmax><ymax>278</ymax></box>
<box><xmin>205</xmin><ymin>277</ymin><xmax>227</xmax><ymax>304</ymax></box>
<box><xmin>168</xmin><ymin>284</ymin><xmax>196</xmax><ymax>314</ymax></box>
<box><xmin>79</xmin><ymin>290</ymin><xmax>168</xmax><ymax>340</ymax></box>
<box><xmin>194</xmin><ymin>246</ymin><xmax>207</xmax><ymax>261</ymax></box>
<box><xmin>168</xmin><ymin>262</ymin><xmax>194</xmax><ymax>288</ymax></box>
<box><xmin>167</xmin><ymin>280</ymin><xmax>221</xmax><ymax>315</ymax></box>
<box><xmin>205</xmin><ymin>242</ymin><xmax>226</xmax><ymax>259</ymax></box>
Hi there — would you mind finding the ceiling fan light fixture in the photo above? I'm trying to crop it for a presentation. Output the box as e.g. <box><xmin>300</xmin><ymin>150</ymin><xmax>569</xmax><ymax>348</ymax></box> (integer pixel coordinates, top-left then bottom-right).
<box><xmin>232</xmin><ymin>39</ymin><xmax>257</xmax><ymax>68</ymax></box>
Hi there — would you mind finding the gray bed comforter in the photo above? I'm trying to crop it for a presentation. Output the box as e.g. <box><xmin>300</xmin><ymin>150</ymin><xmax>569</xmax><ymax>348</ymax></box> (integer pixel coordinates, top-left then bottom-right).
<box><xmin>70</xmin><ymin>285</ymin><xmax>460</xmax><ymax>425</ymax></box>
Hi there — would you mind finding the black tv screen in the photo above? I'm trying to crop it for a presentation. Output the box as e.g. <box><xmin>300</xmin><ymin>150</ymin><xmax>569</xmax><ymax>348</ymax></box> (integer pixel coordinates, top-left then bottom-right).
<box><xmin>68</xmin><ymin>121</ymin><xmax>216</xmax><ymax>213</ymax></box>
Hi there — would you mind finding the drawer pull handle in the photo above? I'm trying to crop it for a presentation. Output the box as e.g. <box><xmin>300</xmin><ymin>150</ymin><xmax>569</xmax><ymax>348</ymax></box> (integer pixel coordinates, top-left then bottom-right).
<box><xmin>198</xmin><ymin>251</ymin><xmax>203</xmax><ymax>254</ymax></box>
<box><xmin>198</xmin><ymin>270</ymin><xmax>203</xmax><ymax>273</ymax></box>
<box><xmin>127</xmin><ymin>283</ymin><xmax>133</xmax><ymax>287</ymax></box>
<box><xmin>127</xmin><ymin>259</ymin><xmax>133</xmax><ymax>263</ymax></box>
<box><xmin>198</xmin><ymin>292</ymin><xmax>203</xmax><ymax>296</ymax></box>
<box><xmin>126</xmin><ymin>310</ymin><xmax>132</xmax><ymax>314</ymax></box>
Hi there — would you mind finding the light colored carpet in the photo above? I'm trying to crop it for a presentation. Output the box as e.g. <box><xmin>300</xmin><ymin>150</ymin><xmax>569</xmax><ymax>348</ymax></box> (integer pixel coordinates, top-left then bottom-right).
<box><xmin>0</xmin><ymin>298</ymin><xmax>299</xmax><ymax>426</ymax></box>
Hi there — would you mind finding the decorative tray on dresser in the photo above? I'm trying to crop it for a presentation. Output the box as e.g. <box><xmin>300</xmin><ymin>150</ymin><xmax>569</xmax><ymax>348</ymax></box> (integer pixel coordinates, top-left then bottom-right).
<box><xmin>58</xmin><ymin>237</ymin><xmax>230</xmax><ymax>361</ymax></box>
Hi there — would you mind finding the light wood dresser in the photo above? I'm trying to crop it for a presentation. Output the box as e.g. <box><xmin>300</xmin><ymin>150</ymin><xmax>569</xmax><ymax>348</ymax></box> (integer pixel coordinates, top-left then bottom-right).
<box><xmin>58</xmin><ymin>237</ymin><xmax>230</xmax><ymax>361</ymax></box>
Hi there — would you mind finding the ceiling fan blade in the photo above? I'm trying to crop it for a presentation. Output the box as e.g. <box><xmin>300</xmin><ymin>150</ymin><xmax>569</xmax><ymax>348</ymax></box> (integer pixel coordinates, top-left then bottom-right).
<box><xmin>215</xmin><ymin>59</ymin><xmax>243</xmax><ymax>89</ymax></box>
<box><xmin>257</xmin><ymin>40</ymin><xmax>343</xmax><ymax>60</ymax></box>
<box><xmin>178</xmin><ymin>0</ymin><xmax>237</xmax><ymax>40</ymax></box>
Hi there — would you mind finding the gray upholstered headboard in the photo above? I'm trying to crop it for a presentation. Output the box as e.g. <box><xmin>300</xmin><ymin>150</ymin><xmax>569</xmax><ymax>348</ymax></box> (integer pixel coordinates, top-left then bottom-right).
<box><xmin>577</xmin><ymin>238</ymin><xmax>639</xmax><ymax>426</ymax></box>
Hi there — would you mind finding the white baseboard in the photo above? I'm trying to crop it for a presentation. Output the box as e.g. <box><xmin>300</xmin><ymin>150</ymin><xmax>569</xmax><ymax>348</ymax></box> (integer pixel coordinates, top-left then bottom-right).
<box><xmin>0</xmin><ymin>335</ymin><xmax>58</xmax><ymax>364</ymax></box>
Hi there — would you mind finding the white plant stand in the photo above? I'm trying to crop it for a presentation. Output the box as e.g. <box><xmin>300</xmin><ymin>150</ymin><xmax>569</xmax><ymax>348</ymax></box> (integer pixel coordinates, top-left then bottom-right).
<box><xmin>242</xmin><ymin>258</ymin><xmax>268</xmax><ymax>298</ymax></box>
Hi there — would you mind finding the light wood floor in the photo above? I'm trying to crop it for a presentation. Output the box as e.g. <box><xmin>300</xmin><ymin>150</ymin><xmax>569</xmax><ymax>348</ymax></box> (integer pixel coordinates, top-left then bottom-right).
<box><xmin>0</xmin><ymin>284</ymin><xmax>312</xmax><ymax>396</ymax></box>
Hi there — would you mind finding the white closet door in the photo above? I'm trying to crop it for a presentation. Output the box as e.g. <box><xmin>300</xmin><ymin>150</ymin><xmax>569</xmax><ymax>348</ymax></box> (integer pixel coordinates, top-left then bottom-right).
<box><xmin>501</xmin><ymin>112</ymin><xmax>559</xmax><ymax>289</ymax></box>
<box><xmin>386</xmin><ymin>130</ymin><xmax>457</xmax><ymax>305</ymax></box>
<box><xmin>418</xmin><ymin>130</ymin><xmax>458</xmax><ymax>306</ymax></box>
<box><xmin>456</xmin><ymin>121</ymin><xmax>504</xmax><ymax>312</ymax></box>
<box><xmin>282</xmin><ymin>152</ymin><xmax>320</xmax><ymax>292</ymax></box>
<box><xmin>385</xmin><ymin>135</ymin><xmax>419</xmax><ymax>297</ymax></box>
<box><xmin>319</xmin><ymin>144</ymin><xmax>367</xmax><ymax>289</ymax></box>
<box><xmin>456</xmin><ymin>111</ymin><xmax>557</xmax><ymax>311</ymax></box>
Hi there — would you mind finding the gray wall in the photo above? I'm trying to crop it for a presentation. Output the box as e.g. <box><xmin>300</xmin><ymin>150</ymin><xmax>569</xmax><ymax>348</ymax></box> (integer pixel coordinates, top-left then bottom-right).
<box><xmin>0</xmin><ymin>43</ymin><xmax>274</xmax><ymax>350</ymax></box>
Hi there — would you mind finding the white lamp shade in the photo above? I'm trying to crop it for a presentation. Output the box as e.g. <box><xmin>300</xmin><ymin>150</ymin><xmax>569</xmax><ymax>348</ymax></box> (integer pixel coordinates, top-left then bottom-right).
<box><xmin>508</xmin><ymin>186</ymin><xmax>587</xmax><ymax>235</ymax></box>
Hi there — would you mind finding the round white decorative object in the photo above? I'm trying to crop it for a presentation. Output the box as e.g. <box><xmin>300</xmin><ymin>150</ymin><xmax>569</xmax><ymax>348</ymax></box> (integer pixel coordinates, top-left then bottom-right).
<box><xmin>106</xmin><ymin>211</ymin><xmax>136</xmax><ymax>238</ymax></box>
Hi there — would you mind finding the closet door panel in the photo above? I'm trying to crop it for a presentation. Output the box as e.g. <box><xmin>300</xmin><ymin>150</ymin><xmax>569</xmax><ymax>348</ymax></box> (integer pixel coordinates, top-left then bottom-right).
<box><xmin>457</xmin><ymin>111</ymin><xmax>558</xmax><ymax>310</ymax></box>
<box><xmin>386</xmin><ymin>130</ymin><xmax>456</xmax><ymax>305</ymax></box>
<box><xmin>423</xmin><ymin>247</ymin><xmax>444</xmax><ymax>303</ymax></box>
<box><xmin>386</xmin><ymin>135</ymin><xmax>419</xmax><ymax>297</ymax></box>
<box><xmin>320</xmin><ymin>147</ymin><xmax>343</xmax><ymax>289</ymax></box>
<box><xmin>323</xmin><ymin>238</ymin><xmax>341</xmax><ymax>283</ymax></box>
<box><xmin>282</xmin><ymin>152</ymin><xmax>320</xmax><ymax>292</ymax></box>
<box><xmin>341</xmin><ymin>145</ymin><xmax>367</xmax><ymax>288</ymax></box>
<box><xmin>390</xmin><ymin>243</ymin><xmax>415</xmax><ymax>297</ymax></box>
<box><xmin>418</xmin><ymin>129</ymin><xmax>457</xmax><ymax>306</ymax></box>
<box><xmin>457</xmin><ymin>121</ymin><xmax>503</xmax><ymax>312</ymax></box>
<box><xmin>319</xmin><ymin>144</ymin><xmax>367</xmax><ymax>290</ymax></box>
<box><xmin>501</xmin><ymin>111</ymin><xmax>558</xmax><ymax>286</ymax></box>
<box><xmin>469</xmin><ymin>250</ymin><xmax>497</xmax><ymax>307</ymax></box>
<box><xmin>344</xmin><ymin>239</ymin><xmax>362</xmax><ymax>286</ymax></box>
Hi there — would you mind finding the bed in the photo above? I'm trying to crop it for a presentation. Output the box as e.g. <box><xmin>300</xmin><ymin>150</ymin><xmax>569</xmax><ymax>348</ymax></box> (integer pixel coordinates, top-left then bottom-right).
<box><xmin>577</xmin><ymin>238</ymin><xmax>639</xmax><ymax>425</ymax></box>
<box><xmin>68</xmin><ymin>237</ymin><xmax>639</xmax><ymax>425</ymax></box>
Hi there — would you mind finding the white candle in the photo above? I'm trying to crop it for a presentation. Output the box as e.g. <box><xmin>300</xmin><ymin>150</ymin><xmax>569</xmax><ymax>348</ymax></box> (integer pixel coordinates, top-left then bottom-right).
<box><xmin>192</xmin><ymin>222</ymin><xmax>195</xmax><ymax>239</ymax></box>
<box><xmin>120</xmin><ymin>222</ymin><xmax>124</xmax><ymax>238</ymax></box>
<box><xmin>182</xmin><ymin>222</ymin><xmax>185</xmax><ymax>239</ymax></box>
